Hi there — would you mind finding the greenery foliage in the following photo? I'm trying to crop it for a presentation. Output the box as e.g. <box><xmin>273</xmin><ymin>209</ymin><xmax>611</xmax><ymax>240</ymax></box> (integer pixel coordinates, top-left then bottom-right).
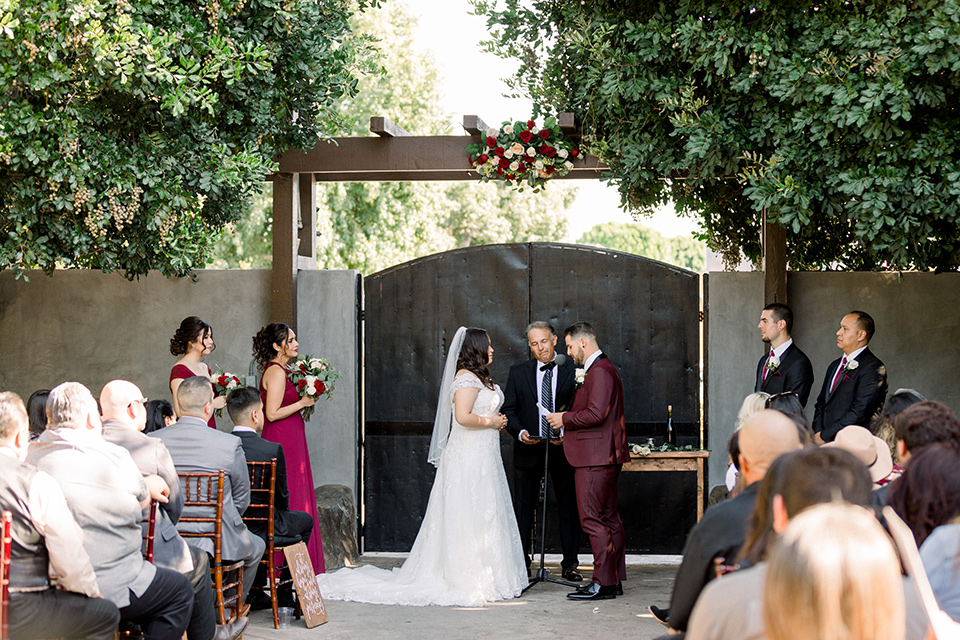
<box><xmin>577</xmin><ymin>221</ymin><xmax>706</xmax><ymax>271</ymax></box>
<box><xmin>0</xmin><ymin>0</ymin><xmax>378</xmax><ymax>278</ymax></box>
<box><xmin>475</xmin><ymin>0</ymin><xmax>960</xmax><ymax>271</ymax></box>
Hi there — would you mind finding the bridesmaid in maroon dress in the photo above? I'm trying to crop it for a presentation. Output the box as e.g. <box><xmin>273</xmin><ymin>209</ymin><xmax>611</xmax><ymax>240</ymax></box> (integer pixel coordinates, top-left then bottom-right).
<box><xmin>169</xmin><ymin>316</ymin><xmax>226</xmax><ymax>429</ymax></box>
<box><xmin>253</xmin><ymin>322</ymin><xmax>325</xmax><ymax>573</ymax></box>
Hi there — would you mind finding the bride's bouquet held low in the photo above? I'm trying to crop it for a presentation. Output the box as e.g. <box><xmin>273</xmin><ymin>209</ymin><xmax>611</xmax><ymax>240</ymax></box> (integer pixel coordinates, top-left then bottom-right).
<box><xmin>287</xmin><ymin>355</ymin><xmax>341</xmax><ymax>420</ymax></box>
<box><xmin>466</xmin><ymin>116</ymin><xmax>581</xmax><ymax>191</ymax></box>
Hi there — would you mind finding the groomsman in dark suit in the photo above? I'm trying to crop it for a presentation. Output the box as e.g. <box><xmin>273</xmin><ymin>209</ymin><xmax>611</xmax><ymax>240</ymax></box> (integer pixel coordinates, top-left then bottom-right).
<box><xmin>755</xmin><ymin>303</ymin><xmax>815</xmax><ymax>407</ymax></box>
<box><xmin>813</xmin><ymin>310</ymin><xmax>888</xmax><ymax>443</ymax></box>
<box><xmin>547</xmin><ymin>322</ymin><xmax>630</xmax><ymax>601</ymax></box>
<box><xmin>502</xmin><ymin>321</ymin><xmax>582</xmax><ymax>583</ymax></box>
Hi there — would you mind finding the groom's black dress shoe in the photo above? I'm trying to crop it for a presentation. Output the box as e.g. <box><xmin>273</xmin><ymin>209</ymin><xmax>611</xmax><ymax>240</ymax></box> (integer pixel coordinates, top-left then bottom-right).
<box><xmin>575</xmin><ymin>581</ymin><xmax>622</xmax><ymax>595</ymax></box>
<box><xmin>561</xmin><ymin>567</ymin><xmax>583</xmax><ymax>582</ymax></box>
<box><xmin>566</xmin><ymin>581</ymin><xmax>617</xmax><ymax>600</ymax></box>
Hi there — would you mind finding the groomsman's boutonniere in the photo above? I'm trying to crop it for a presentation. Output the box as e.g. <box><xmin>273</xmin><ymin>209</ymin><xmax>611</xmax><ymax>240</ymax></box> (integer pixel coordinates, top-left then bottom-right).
<box><xmin>574</xmin><ymin>368</ymin><xmax>586</xmax><ymax>386</ymax></box>
<box><xmin>845</xmin><ymin>359</ymin><xmax>859</xmax><ymax>371</ymax></box>
<box><xmin>766</xmin><ymin>356</ymin><xmax>781</xmax><ymax>372</ymax></box>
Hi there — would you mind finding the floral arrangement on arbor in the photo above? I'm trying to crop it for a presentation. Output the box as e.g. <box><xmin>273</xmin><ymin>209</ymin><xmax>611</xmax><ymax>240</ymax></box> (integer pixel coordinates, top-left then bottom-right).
<box><xmin>287</xmin><ymin>355</ymin><xmax>341</xmax><ymax>421</ymax></box>
<box><xmin>466</xmin><ymin>116</ymin><xmax>580</xmax><ymax>191</ymax></box>
<box><xmin>211</xmin><ymin>369</ymin><xmax>243</xmax><ymax>417</ymax></box>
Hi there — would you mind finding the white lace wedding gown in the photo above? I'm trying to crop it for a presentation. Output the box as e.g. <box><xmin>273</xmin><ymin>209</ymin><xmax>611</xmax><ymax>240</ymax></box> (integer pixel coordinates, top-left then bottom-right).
<box><xmin>315</xmin><ymin>372</ymin><xmax>528</xmax><ymax>606</ymax></box>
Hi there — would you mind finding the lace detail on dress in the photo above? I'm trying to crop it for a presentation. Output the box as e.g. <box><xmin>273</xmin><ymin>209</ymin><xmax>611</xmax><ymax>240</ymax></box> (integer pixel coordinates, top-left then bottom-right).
<box><xmin>450</xmin><ymin>372</ymin><xmax>483</xmax><ymax>394</ymax></box>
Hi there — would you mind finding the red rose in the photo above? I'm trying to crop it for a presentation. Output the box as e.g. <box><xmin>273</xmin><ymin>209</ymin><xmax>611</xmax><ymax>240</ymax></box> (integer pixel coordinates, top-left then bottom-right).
<box><xmin>477</xmin><ymin>153</ymin><xmax>488</xmax><ymax>164</ymax></box>
<box><xmin>571</xmin><ymin>147</ymin><xmax>579</xmax><ymax>158</ymax></box>
<box><xmin>218</xmin><ymin>375</ymin><xmax>227</xmax><ymax>385</ymax></box>
<box><xmin>297</xmin><ymin>380</ymin><xmax>307</xmax><ymax>390</ymax></box>
<box><xmin>519</xmin><ymin>130</ymin><xmax>533</xmax><ymax>143</ymax></box>
<box><xmin>545</xmin><ymin>165</ymin><xmax>555</xmax><ymax>174</ymax></box>
<box><xmin>538</xmin><ymin>129</ymin><xmax>550</xmax><ymax>140</ymax></box>
<box><xmin>544</xmin><ymin>146</ymin><xmax>557</xmax><ymax>158</ymax></box>
<box><xmin>527</xmin><ymin>120</ymin><xmax>536</xmax><ymax>129</ymax></box>
<box><xmin>499</xmin><ymin>158</ymin><xmax>510</xmax><ymax>169</ymax></box>
<box><xmin>517</xmin><ymin>163</ymin><xmax>527</xmax><ymax>173</ymax></box>
<box><xmin>494</xmin><ymin>146</ymin><xmax>504</xmax><ymax>157</ymax></box>
<box><xmin>316</xmin><ymin>381</ymin><xmax>326</xmax><ymax>395</ymax></box>
<box><xmin>486</xmin><ymin>136</ymin><xmax>496</xmax><ymax>147</ymax></box>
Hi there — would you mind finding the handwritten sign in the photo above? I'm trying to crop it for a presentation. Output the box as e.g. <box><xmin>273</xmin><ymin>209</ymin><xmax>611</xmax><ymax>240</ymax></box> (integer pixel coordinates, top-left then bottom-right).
<box><xmin>282</xmin><ymin>542</ymin><xmax>328</xmax><ymax>628</ymax></box>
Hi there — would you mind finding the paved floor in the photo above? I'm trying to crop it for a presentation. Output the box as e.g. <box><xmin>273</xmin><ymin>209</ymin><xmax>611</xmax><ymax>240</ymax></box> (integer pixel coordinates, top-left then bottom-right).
<box><xmin>243</xmin><ymin>555</ymin><xmax>680</xmax><ymax>640</ymax></box>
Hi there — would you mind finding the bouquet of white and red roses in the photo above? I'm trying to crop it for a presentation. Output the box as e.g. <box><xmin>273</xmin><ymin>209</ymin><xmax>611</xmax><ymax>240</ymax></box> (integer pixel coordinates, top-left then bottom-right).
<box><xmin>286</xmin><ymin>355</ymin><xmax>340</xmax><ymax>421</ymax></box>
<box><xmin>211</xmin><ymin>369</ymin><xmax>243</xmax><ymax>417</ymax></box>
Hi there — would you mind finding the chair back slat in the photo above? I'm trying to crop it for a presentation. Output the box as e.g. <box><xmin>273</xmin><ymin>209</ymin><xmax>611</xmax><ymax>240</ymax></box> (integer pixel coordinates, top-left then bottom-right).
<box><xmin>142</xmin><ymin>501</ymin><xmax>158</xmax><ymax>563</ymax></box>
<box><xmin>245</xmin><ymin>460</ymin><xmax>277</xmax><ymax>541</ymax></box>
<box><xmin>2</xmin><ymin>510</ymin><xmax>12</xmax><ymax>640</ymax></box>
<box><xmin>178</xmin><ymin>471</ymin><xmax>226</xmax><ymax>566</ymax></box>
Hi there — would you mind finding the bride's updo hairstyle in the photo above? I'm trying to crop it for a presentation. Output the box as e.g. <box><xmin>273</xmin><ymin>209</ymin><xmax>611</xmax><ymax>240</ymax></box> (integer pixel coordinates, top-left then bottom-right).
<box><xmin>456</xmin><ymin>327</ymin><xmax>494</xmax><ymax>389</ymax></box>
<box><xmin>253</xmin><ymin>322</ymin><xmax>292</xmax><ymax>371</ymax></box>
<box><xmin>170</xmin><ymin>316</ymin><xmax>214</xmax><ymax>356</ymax></box>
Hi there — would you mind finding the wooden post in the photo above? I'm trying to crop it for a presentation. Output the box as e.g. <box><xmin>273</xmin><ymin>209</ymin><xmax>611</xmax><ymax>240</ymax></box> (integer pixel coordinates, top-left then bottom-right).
<box><xmin>272</xmin><ymin>173</ymin><xmax>298</xmax><ymax>326</ymax></box>
<box><xmin>297</xmin><ymin>172</ymin><xmax>316</xmax><ymax>271</ymax></box>
<box><xmin>762</xmin><ymin>208</ymin><xmax>787</xmax><ymax>305</ymax></box>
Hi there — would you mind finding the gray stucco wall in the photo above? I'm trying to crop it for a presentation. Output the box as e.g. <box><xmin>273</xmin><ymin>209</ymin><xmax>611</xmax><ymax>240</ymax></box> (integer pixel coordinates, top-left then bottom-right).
<box><xmin>0</xmin><ymin>268</ymin><xmax>360</xmax><ymax>499</ymax></box>
<box><xmin>707</xmin><ymin>270</ymin><xmax>960</xmax><ymax>489</ymax></box>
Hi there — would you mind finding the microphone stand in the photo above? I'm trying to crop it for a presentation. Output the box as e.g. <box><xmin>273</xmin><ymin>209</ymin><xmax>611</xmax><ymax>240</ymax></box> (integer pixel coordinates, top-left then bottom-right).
<box><xmin>522</xmin><ymin>421</ymin><xmax>579</xmax><ymax>594</ymax></box>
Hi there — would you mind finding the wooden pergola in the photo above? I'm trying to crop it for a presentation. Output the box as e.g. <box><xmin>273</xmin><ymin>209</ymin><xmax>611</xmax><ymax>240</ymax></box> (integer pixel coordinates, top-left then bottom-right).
<box><xmin>266</xmin><ymin>113</ymin><xmax>786</xmax><ymax>324</ymax></box>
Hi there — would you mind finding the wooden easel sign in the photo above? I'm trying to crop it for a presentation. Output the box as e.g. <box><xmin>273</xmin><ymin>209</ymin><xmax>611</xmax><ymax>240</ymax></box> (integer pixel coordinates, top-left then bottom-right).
<box><xmin>283</xmin><ymin>542</ymin><xmax>328</xmax><ymax>627</ymax></box>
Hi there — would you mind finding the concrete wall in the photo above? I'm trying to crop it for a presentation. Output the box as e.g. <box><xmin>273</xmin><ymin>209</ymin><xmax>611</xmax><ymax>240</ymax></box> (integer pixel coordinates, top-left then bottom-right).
<box><xmin>707</xmin><ymin>270</ymin><xmax>960</xmax><ymax>489</ymax></box>
<box><xmin>0</xmin><ymin>268</ymin><xmax>360</xmax><ymax>498</ymax></box>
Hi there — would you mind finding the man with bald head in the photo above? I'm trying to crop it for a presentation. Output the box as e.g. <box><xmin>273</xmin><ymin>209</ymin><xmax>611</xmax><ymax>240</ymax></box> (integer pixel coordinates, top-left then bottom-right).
<box><xmin>151</xmin><ymin>376</ymin><xmax>265</xmax><ymax>604</ymax></box>
<box><xmin>649</xmin><ymin>409</ymin><xmax>802</xmax><ymax>632</ymax></box>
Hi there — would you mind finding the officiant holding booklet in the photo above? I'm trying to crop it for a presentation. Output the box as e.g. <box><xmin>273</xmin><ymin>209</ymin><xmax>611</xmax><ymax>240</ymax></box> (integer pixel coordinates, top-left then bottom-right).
<box><xmin>502</xmin><ymin>321</ymin><xmax>583</xmax><ymax>583</ymax></box>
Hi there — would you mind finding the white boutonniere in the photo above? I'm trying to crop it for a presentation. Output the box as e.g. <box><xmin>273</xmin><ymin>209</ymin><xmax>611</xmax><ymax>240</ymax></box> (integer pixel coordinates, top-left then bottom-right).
<box><xmin>845</xmin><ymin>359</ymin><xmax>859</xmax><ymax>371</ymax></box>
<box><xmin>575</xmin><ymin>368</ymin><xmax>586</xmax><ymax>385</ymax></box>
<box><xmin>766</xmin><ymin>356</ymin><xmax>780</xmax><ymax>372</ymax></box>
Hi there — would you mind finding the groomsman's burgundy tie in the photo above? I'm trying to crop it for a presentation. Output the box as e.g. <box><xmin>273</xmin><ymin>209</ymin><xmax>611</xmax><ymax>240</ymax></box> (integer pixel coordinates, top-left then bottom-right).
<box><xmin>829</xmin><ymin>357</ymin><xmax>848</xmax><ymax>395</ymax></box>
<box><xmin>762</xmin><ymin>349</ymin><xmax>774</xmax><ymax>383</ymax></box>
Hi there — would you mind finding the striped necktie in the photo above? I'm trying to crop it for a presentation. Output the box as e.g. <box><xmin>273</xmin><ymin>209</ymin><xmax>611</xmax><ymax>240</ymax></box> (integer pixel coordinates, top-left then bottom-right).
<box><xmin>540</xmin><ymin>364</ymin><xmax>554</xmax><ymax>438</ymax></box>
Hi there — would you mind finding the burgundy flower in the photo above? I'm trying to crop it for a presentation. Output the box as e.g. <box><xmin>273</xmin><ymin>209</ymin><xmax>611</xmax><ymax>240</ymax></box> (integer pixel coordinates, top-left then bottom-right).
<box><xmin>538</xmin><ymin>129</ymin><xmax>550</xmax><ymax>140</ymax></box>
<box><xmin>545</xmin><ymin>165</ymin><xmax>555</xmax><ymax>174</ymax></box>
<box><xmin>539</xmin><ymin>144</ymin><xmax>549</xmax><ymax>155</ymax></box>
<box><xmin>316</xmin><ymin>381</ymin><xmax>326</xmax><ymax>395</ymax></box>
<box><xmin>519</xmin><ymin>130</ymin><xmax>533</xmax><ymax>143</ymax></box>
<box><xmin>526</xmin><ymin>120</ymin><xmax>536</xmax><ymax>129</ymax></box>
<box><xmin>544</xmin><ymin>146</ymin><xmax>557</xmax><ymax>158</ymax></box>
<box><xmin>297</xmin><ymin>380</ymin><xmax>307</xmax><ymax>390</ymax></box>
<box><xmin>486</xmin><ymin>136</ymin><xmax>496</xmax><ymax>147</ymax></box>
<box><xmin>494</xmin><ymin>146</ymin><xmax>505</xmax><ymax>157</ymax></box>
<box><xmin>499</xmin><ymin>157</ymin><xmax>510</xmax><ymax>169</ymax></box>
<box><xmin>518</xmin><ymin>163</ymin><xmax>527</xmax><ymax>173</ymax></box>
<box><xmin>477</xmin><ymin>154</ymin><xmax>488</xmax><ymax>164</ymax></box>
<box><xmin>571</xmin><ymin>148</ymin><xmax>579</xmax><ymax>158</ymax></box>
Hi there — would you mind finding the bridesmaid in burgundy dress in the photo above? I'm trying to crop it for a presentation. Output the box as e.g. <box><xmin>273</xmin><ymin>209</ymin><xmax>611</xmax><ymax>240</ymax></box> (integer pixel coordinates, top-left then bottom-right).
<box><xmin>169</xmin><ymin>316</ymin><xmax>226</xmax><ymax>429</ymax></box>
<box><xmin>253</xmin><ymin>322</ymin><xmax>325</xmax><ymax>573</ymax></box>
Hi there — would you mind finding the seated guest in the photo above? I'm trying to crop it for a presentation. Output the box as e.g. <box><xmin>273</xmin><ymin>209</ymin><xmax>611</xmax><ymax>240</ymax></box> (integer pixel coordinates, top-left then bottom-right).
<box><xmin>871</xmin><ymin>388</ymin><xmax>926</xmax><ymax>463</ymax></box>
<box><xmin>822</xmin><ymin>425</ymin><xmax>894</xmax><ymax>487</ymax></box>
<box><xmin>649</xmin><ymin>410</ymin><xmax>802</xmax><ymax>632</ymax></box>
<box><xmin>764</xmin><ymin>503</ymin><xmax>903</xmax><ymax>640</ymax></box>
<box><xmin>151</xmin><ymin>376</ymin><xmax>265</xmax><ymax>603</ymax></box>
<box><xmin>25</xmin><ymin>389</ymin><xmax>49</xmax><ymax>441</ymax></box>
<box><xmin>27</xmin><ymin>382</ymin><xmax>194</xmax><ymax>640</ymax></box>
<box><xmin>145</xmin><ymin>399</ymin><xmax>176</xmax><ymax>434</ymax></box>
<box><xmin>764</xmin><ymin>391</ymin><xmax>814</xmax><ymax>445</ymax></box>
<box><xmin>226</xmin><ymin>386</ymin><xmax>313</xmax><ymax>608</ymax></box>
<box><xmin>724</xmin><ymin>392</ymin><xmax>770</xmax><ymax>494</ymax></box>
<box><xmin>0</xmin><ymin>391</ymin><xmax>120</xmax><ymax>640</ymax></box>
<box><xmin>100</xmin><ymin>380</ymin><xmax>247</xmax><ymax>640</ymax></box>
<box><xmin>686</xmin><ymin>447</ymin><xmax>873</xmax><ymax>640</ymax></box>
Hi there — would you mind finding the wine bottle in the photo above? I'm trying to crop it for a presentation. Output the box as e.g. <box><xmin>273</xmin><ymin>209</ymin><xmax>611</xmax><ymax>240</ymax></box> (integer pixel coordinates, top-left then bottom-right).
<box><xmin>666</xmin><ymin>405</ymin><xmax>674</xmax><ymax>445</ymax></box>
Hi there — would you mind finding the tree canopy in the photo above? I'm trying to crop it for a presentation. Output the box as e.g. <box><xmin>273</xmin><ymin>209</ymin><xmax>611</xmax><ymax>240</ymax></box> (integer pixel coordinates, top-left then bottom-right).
<box><xmin>577</xmin><ymin>222</ymin><xmax>706</xmax><ymax>271</ymax></box>
<box><xmin>475</xmin><ymin>0</ymin><xmax>960</xmax><ymax>271</ymax></box>
<box><xmin>0</xmin><ymin>0</ymin><xmax>378</xmax><ymax>278</ymax></box>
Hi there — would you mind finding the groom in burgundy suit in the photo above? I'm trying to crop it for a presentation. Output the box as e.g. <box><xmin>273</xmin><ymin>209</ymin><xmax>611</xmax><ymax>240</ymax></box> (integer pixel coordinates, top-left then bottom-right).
<box><xmin>547</xmin><ymin>322</ymin><xmax>630</xmax><ymax>601</ymax></box>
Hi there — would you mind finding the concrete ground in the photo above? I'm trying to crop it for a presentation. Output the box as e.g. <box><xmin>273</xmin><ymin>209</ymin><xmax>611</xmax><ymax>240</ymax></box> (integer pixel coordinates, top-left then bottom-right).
<box><xmin>243</xmin><ymin>554</ymin><xmax>680</xmax><ymax>640</ymax></box>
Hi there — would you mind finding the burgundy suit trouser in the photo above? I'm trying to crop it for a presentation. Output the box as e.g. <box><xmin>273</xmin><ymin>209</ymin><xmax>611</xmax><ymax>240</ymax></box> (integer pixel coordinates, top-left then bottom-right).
<box><xmin>574</xmin><ymin>464</ymin><xmax>626</xmax><ymax>586</ymax></box>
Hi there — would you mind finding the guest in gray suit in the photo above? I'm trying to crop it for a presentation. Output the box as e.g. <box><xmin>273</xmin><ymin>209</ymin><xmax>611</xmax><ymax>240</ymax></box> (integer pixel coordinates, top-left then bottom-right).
<box><xmin>151</xmin><ymin>376</ymin><xmax>265</xmax><ymax>603</ymax></box>
<box><xmin>27</xmin><ymin>382</ymin><xmax>194</xmax><ymax>640</ymax></box>
<box><xmin>100</xmin><ymin>380</ymin><xmax>247</xmax><ymax>640</ymax></box>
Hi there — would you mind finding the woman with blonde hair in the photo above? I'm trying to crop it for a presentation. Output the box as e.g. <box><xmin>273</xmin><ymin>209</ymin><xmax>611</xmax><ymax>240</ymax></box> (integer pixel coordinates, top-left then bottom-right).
<box><xmin>726</xmin><ymin>392</ymin><xmax>771</xmax><ymax>493</ymax></box>
<box><xmin>764</xmin><ymin>502</ymin><xmax>904</xmax><ymax>640</ymax></box>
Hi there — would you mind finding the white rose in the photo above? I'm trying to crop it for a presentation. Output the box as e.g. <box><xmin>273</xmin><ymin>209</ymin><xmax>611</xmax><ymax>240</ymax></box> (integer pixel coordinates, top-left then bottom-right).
<box><xmin>767</xmin><ymin>355</ymin><xmax>781</xmax><ymax>371</ymax></box>
<box><xmin>510</xmin><ymin>142</ymin><xmax>524</xmax><ymax>155</ymax></box>
<box><xmin>526</xmin><ymin>146</ymin><xmax>536</xmax><ymax>157</ymax></box>
<box><xmin>305</xmin><ymin>374</ymin><xmax>317</xmax><ymax>387</ymax></box>
<box><xmin>531</xmin><ymin>126</ymin><xmax>540</xmax><ymax>134</ymax></box>
<box><xmin>534</xmin><ymin>160</ymin><xmax>544</xmax><ymax>170</ymax></box>
<box><xmin>564</xmin><ymin>161</ymin><xmax>574</xmax><ymax>171</ymax></box>
<box><xmin>504</xmin><ymin>149</ymin><xmax>514</xmax><ymax>159</ymax></box>
<box><xmin>503</xmin><ymin>124</ymin><xmax>514</xmax><ymax>134</ymax></box>
<box><xmin>509</xmin><ymin>161</ymin><xmax>519</xmax><ymax>171</ymax></box>
<box><xmin>558</xmin><ymin>148</ymin><xmax>569</xmax><ymax>159</ymax></box>
<box><xmin>305</xmin><ymin>385</ymin><xmax>316</xmax><ymax>396</ymax></box>
<box><xmin>575</xmin><ymin>368</ymin><xmax>587</xmax><ymax>384</ymax></box>
<box><xmin>487</xmin><ymin>127</ymin><xmax>498</xmax><ymax>138</ymax></box>
<box><xmin>846</xmin><ymin>359</ymin><xmax>860</xmax><ymax>370</ymax></box>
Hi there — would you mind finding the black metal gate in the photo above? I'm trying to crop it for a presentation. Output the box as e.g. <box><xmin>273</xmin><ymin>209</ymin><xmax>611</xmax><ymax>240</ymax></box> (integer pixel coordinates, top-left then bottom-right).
<box><xmin>363</xmin><ymin>242</ymin><xmax>704</xmax><ymax>553</ymax></box>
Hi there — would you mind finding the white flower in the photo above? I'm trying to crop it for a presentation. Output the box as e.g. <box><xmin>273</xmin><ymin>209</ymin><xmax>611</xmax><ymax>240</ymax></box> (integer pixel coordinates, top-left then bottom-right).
<box><xmin>509</xmin><ymin>161</ymin><xmax>519</xmax><ymax>171</ymax></box>
<box><xmin>538</xmin><ymin>169</ymin><xmax>550</xmax><ymax>178</ymax></box>
<box><xmin>557</xmin><ymin>148</ymin><xmax>569</xmax><ymax>159</ymax></box>
<box><xmin>531</xmin><ymin>126</ymin><xmax>540</xmax><ymax>134</ymax></box>
<box><xmin>510</xmin><ymin>142</ymin><xmax>524</xmax><ymax>155</ymax></box>
<box><xmin>305</xmin><ymin>374</ymin><xmax>317</xmax><ymax>387</ymax></box>
<box><xmin>305</xmin><ymin>385</ymin><xmax>316</xmax><ymax>396</ymax></box>
<box><xmin>503</xmin><ymin>124</ymin><xmax>514</xmax><ymax>134</ymax></box>
<box><xmin>487</xmin><ymin>127</ymin><xmax>499</xmax><ymax>138</ymax></box>
<box><xmin>766</xmin><ymin>355</ymin><xmax>780</xmax><ymax>371</ymax></box>
<box><xmin>526</xmin><ymin>146</ymin><xmax>536</xmax><ymax>157</ymax></box>
<box><xmin>846</xmin><ymin>359</ymin><xmax>859</xmax><ymax>371</ymax></box>
<box><xmin>639</xmin><ymin>445</ymin><xmax>652</xmax><ymax>456</ymax></box>
<box><xmin>575</xmin><ymin>368</ymin><xmax>586</xmax><ymax>384</ymax></box>
<box><xmin>504</xmin><ymin>148</ymin><xmax>514</xmax><ymax>159</ymax></box>
<box><xmin>534</xmin><ymin>160</ymin><xmax>544</xmax><ymax>170</ymax></box>
<box><xmin>564</xmin><ymin>161</ymin><xmax>574</xmax><ymax>171</ymax></box>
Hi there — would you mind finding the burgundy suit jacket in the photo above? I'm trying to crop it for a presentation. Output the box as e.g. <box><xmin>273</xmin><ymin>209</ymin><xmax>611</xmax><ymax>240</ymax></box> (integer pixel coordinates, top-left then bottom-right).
<box><xmin>561</xmin><ymin>354</ymin><xmax>630</xmax><ymax>468</ymax></box>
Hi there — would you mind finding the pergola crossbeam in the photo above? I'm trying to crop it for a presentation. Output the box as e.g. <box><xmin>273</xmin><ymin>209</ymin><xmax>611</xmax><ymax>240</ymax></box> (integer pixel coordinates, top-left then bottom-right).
<box><xmin>369</xmin><ymin>117</ymin><xmax>411</xmax><ymax>138</ymax></box>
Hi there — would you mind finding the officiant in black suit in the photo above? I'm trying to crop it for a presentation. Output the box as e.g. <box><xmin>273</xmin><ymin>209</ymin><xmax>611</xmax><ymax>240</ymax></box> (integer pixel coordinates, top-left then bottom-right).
<box><xmin>755</xmin><ymin>303</ymin><xmax>815</xmax><ymax>407</ymax></box>
<box><xmin>813</xmin><ymin>310</ymin><xmax>888</xmax><ymax>443</ymax></box>
<box><xmin>503</xmin><ymin>321</ymin><xmax>582</xmax><ymax>582</ymax></box>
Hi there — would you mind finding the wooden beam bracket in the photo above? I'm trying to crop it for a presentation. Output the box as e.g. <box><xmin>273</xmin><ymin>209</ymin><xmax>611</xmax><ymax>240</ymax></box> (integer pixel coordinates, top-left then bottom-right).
<box><xmin>462</xmin><ymin>115</ymin><xmax>493</xmax><ymax>136</ymax></box>
<box><xmin>370</xmin><ymin>117</ymin><xmax>411</xmax><ymax>138</ymax></box>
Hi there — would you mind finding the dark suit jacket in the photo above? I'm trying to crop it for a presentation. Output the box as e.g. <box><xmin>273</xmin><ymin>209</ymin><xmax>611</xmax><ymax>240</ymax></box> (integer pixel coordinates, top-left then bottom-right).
<box><xmin>231</xmin><ymin>428</ymin><xmax>307</xmax><ymax>540</ymax></box>
<box><xmin>754</xmin><ymin>342</ymin><xmax>815</xmax><ymax>407</ymax></box>
<box><xmin>503</xmin><ymin>357</ymin><xmax>576</xmax><ymax>468</ymax></box>
<box><xmin>151</xmin><ymin>416</ymin><xmax>259</xmax><ymax>563</ymax></box>
<box><xmin>812</xmin><ymin>347</ymin><xmax>888</xmax><ymax>442</ymax></box>
<box><xmin>561</xmin><ymin>354</ymin><xmax>630</xmax><ymax>468</ymax></box>
<box><xmin>101</xmin><ymin>420</ymin><xmax>193</xmax><ymax>574</ymax></box>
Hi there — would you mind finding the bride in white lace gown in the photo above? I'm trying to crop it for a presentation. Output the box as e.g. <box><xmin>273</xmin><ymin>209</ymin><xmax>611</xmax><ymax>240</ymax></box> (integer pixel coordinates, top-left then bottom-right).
<box><xmin>316</xmin><ymin>327</ymin><xmax>527</xmax><ymax>606</ymax></box>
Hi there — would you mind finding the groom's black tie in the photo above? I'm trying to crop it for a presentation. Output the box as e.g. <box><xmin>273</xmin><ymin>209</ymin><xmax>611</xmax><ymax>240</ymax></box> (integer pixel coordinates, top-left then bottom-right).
<box><xmin>540</xmin><ymin>362</ymin><xmax>554</xmax><ymax>438</ymax></box>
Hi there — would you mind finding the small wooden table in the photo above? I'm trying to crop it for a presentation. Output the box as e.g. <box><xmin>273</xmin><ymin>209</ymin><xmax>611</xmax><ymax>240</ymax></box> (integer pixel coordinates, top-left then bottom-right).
<box><xmin>622</xmin><ymin>450</ymin><xmax>710</xmax><ymax>521</ymax></box>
